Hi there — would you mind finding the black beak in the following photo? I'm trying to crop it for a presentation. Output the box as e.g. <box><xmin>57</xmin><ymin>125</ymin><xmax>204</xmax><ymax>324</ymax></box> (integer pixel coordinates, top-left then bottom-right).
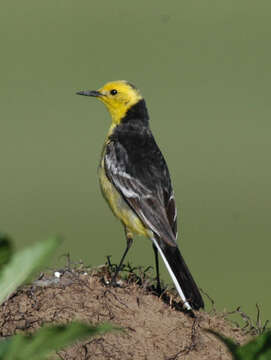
<box><xmin>76</xmin><ymin>90</ymin><xmax>102</xmax><ymax>97</ymax></box>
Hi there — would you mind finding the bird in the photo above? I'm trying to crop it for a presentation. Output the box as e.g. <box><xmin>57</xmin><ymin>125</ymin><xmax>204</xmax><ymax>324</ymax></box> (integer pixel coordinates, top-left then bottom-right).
<box><xmin>76</xmin><ymin>80</ymin><xmax>204</xmax><ymax>311</ymax></box>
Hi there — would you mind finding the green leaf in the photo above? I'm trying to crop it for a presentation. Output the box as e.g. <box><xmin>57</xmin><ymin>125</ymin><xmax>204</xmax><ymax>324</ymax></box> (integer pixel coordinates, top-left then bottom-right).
<box><xmin>237</xmin><ymin>330</ymin><xmax>271</xmax><ymax>360</ymax></box>
<box><xmin>0</xmin><ymin>339</ymin><xmax>12</xmax><ymax>358</ymax></box>
<box><xmin>4</xmin><ymin>322</ymin><xmax>121</xmax><ymax>360</ymax></box>
<box><xmin>0</xmin><ymin>233</ymin><xmax>13</xmax><ymax>272</ymax></box>
<box><xmin>0</xmin><ymin>237</ymin><xmax>60</xmax><ymax>306</ymax></box>
<box><xmin>206</xmin><ymin>329</ymin><xmax>271</xmax><ymax>360</ymax></box>
<box><xmin>206</xmin><ymin>329</ymin><xmax>241</xmax><ymax>360</ymax></box>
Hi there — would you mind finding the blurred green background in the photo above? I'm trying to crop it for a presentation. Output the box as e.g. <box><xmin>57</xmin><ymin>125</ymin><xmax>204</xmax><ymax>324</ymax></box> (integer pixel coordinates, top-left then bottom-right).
<box><xmin>1</xmin><ymin>0</ymin><xmax>270</xmax><ymax>321</ymax></box>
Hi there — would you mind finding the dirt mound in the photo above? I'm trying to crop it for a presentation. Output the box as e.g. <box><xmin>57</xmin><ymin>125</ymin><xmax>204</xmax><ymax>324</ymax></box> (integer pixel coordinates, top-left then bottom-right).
<box><xmin>0</xmin><ymin>264</ymin><xmax>252</xmax><ymax>359</ymax></box>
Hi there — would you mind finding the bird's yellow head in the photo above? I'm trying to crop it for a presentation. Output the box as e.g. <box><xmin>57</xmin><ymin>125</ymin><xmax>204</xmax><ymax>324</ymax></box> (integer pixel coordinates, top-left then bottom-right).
<box><xmin>77</xmin><ymin>80</ymin><xmax>143</xmax><ymax>125</ymax></box>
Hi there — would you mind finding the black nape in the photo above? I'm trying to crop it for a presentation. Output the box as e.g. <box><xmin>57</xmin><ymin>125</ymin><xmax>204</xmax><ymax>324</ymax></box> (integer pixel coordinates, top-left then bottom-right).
<box><xmin>122</xmin><ymin>99</ymin><xmax>149</xmax><ymax>125</ymax></box>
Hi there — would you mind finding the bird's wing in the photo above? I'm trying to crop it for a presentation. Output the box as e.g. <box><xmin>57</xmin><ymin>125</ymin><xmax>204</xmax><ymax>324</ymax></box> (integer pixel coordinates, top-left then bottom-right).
<box><xmin>104</xmin><ymin>140</ymin><xmax>177</xmax><ymax>247</ymax></box>
<box><xmin>164</xmin><ymin>189</ymin><xmax>178</xmax><ymax>240</ymax></box>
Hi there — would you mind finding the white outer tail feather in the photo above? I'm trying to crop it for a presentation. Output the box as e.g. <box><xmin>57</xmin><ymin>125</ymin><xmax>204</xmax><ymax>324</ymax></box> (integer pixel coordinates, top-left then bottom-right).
<box><xmin>151</xmin><ymin>237</ymin><xmax>192</xmax><ymax>311</ymax></box>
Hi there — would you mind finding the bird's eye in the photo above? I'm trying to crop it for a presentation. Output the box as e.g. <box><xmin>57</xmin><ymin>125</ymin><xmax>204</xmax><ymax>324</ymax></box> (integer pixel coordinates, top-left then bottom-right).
<box><xmin>110</xmin><ymin>89</ymin><xmax>118</xmax><ymax>96</ymax></box>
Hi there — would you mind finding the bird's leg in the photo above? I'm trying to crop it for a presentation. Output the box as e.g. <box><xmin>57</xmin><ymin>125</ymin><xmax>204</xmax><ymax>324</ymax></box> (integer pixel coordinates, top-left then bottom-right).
<box><xmin>110</xmin><ymin>227</ymin><xmax>133</xmax><ymax>286</ymax></box>
<box><xmin>152</xmin><ymin>243</ymin><xmax>162</xmax><ymax>294</ymax></box>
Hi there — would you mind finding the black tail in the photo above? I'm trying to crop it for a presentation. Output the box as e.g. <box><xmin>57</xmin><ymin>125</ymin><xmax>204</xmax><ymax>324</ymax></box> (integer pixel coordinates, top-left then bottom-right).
<box><xmin>152</xmin><ymin>237</ymin><xmax>204</xmax><ymax>310</ymax></box>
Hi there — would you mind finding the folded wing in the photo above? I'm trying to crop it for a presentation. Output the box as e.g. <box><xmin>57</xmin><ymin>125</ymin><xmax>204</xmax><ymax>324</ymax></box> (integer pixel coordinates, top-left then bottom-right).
<box><xmin>104</xmin><ymin>140</ymin><xmax>177</xmax><ymax>247</ymax></box>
